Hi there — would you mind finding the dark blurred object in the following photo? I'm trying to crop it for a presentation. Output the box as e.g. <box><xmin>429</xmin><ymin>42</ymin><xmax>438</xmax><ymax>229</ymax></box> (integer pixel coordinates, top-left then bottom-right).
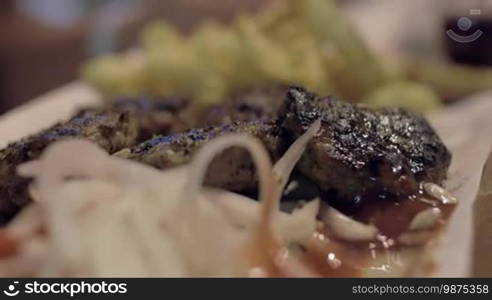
<box><xmin>444</xmin><ymin>14</ymin><xmax>492</xmax><ymax>66</ymax></box>
<box><xmin>0</xmin><ymin>0</ymin><xmax>86</xmax><ymax>113</ymax></box>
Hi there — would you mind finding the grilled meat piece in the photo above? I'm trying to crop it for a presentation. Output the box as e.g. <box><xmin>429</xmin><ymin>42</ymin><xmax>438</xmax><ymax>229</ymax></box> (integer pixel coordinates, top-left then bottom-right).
<box><xmin>108</xmin><ymin>97</ymin><xmax>190</xmax><ymax>141</ymax></box>
<box><xmin>0</xmin><ymin>97</ymin><xmax>190</xmax><ymax>224</ymax></box>
<box><xmin>201</xmin><ymin>86</ymin><xmax>286</xmax><ymax>126</ymax></box>
<box><xmin>0</xmin><ymin>109</ymin><xmax>140</xmax><ymax>224</ymax></box>
<box><xmin>279</xmin><ymin>86</ymin><xmax>451</xmax><ymax>209</ymax></box>
<box><xmin>0</xmin><ymin>85</ymin><xmax>452</xmax><ymax>223</ymax></box>
<box><xmin>119</xmin><ymin>121</ymin><xmax>285</xmax><ymax>192</ymax></box>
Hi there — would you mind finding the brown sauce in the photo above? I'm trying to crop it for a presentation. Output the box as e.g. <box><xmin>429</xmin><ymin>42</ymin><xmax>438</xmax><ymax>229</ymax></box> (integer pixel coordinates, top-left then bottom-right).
<box><xmin>301</xmin><ymin>232</ymin><xmax>369</xmax><ymax>277</ymax></box>
<box><xmin>0</xmin><ymin>231</ymin><xmax>18</xmax><ymax>258</ymax></box>
<box><xmin>300</xmin><ymin>187</ymin><xmax>457</xmax><ymax>277</ymax></box>
<box><xmin>352</xmin><ymin>196</ymin><xmax>456</xmax><ymax>240</ymax></box>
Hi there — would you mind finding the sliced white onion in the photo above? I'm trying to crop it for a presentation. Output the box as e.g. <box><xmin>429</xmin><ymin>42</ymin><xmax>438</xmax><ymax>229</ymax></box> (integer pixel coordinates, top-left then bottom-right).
<box><xmin>322</xmin><ymin>206</ymin><xmax>378</xmax><ymax>242</ymax></box>
<box><xmin>423</xmin><ymin>183</ymin><xmax>457</xmax><ymax>204</ymax></box>
<box><xmin>281</xmin><ymin>199</ymin><xmax>320</xmax><ymax>243</ymax></box>
<box><xmin>203</xmin><ymin>189</ymin><xmax>319</xmax><ymax>244</ymax></box>
<box><xmin>409</xmin><ymin>208</ymin><xmax>441</xmax><ymax>231</ymax></box>
<box><xmin>273</xmin><ymin>119</ymin><xmax>321</xmax><ymax>193</ymax></box>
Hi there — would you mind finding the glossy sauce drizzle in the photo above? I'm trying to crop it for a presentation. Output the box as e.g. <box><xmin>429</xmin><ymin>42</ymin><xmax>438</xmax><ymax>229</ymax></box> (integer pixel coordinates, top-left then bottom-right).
<box><xmin>299</xmin><ymin>185</ymin><xmax>457</xmax><ymax>277</ymax></box>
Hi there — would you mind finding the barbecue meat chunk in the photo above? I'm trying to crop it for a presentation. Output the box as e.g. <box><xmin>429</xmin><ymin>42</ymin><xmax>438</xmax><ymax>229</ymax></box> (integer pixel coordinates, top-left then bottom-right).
<box><xmin>107</xmin><ymin>96</ymin><xmax>190</xmax><ymax>141</ymax></box>
<box><xmin>201</xmin><ymin>86</ymin><xmax>286</xmax><ymax>126</ymax></box>
<box><xmin>0</xmin><ymin>109</ymin><xmax>140</xmax><ymax>224</ymax></box>
<box><xmin>279</xmin><ymin>86</ymin><xmax>452</xmax><ymax>208</ymax></box>
<box><xmin>118</xmin><ymin>121</ymin><xmax>285</xmax><ymax>192</ymax></box>
<box><xmin>0</xmin><ymin>97</ymin><xmax>191</xmax><ymax>224</ymax></box>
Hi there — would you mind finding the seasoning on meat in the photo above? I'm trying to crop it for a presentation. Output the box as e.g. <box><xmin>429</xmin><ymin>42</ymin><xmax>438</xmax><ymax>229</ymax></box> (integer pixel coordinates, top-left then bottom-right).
<box><xmin>119</xmin><ymin>121</ymin><xmax>285</xmax><ymax>192</ymax></box>
<box><xmin>279</xmin><ymin>86</ymin><xmax>452</xmax><ymax>209</ymax></box>
<box><xmin>0</xmin><ymin>109</ymin><xmax>139</xmax><ymax>223</ymax></box>
<box><xmin>0</xmin><ymin>96</ymin><xmax>193</xmax><ymax>224</ymax></box>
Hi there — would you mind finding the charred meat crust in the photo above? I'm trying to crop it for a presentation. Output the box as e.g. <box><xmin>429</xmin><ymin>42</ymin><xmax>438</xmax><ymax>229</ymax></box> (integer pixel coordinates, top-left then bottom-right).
<box><xmin>0</xmin><ymin>97</ymin><xmax>191</xmax><ymax>224</ymax></box>
<box><xmin>120</xmin><ymin>121</ymin><xmax>285</xmax><ymax>192</ymax></box>
<box><xmin>0</xmin><ymin>109</ymin><xmax>140</xmax><ymax>224</ymax></box>
<box><xmin>108</xmin><ymin>97</ymin><xmax>190</xmax><ymax>141</ymax></box>
<box><xmin>279</xmin><ymin>86</ymin><xmax>452</xmax><ymax>207</ymax></box>
<box><xmin>201</xmin><ymin>86</ymin><xmax>286</xmax><ymax>126</ymax></box>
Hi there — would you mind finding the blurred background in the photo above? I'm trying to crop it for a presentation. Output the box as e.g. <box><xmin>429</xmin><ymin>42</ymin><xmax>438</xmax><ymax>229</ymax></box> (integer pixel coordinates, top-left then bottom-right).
<box><xmin>0</xmin><ymin>0</ymin><xmax>265</xmax><ymax>112</ymax></box>
<box><xmin>1</xmin><ymin>0</ymin><xmax>491</xmax><ymax>113</ymax></box>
